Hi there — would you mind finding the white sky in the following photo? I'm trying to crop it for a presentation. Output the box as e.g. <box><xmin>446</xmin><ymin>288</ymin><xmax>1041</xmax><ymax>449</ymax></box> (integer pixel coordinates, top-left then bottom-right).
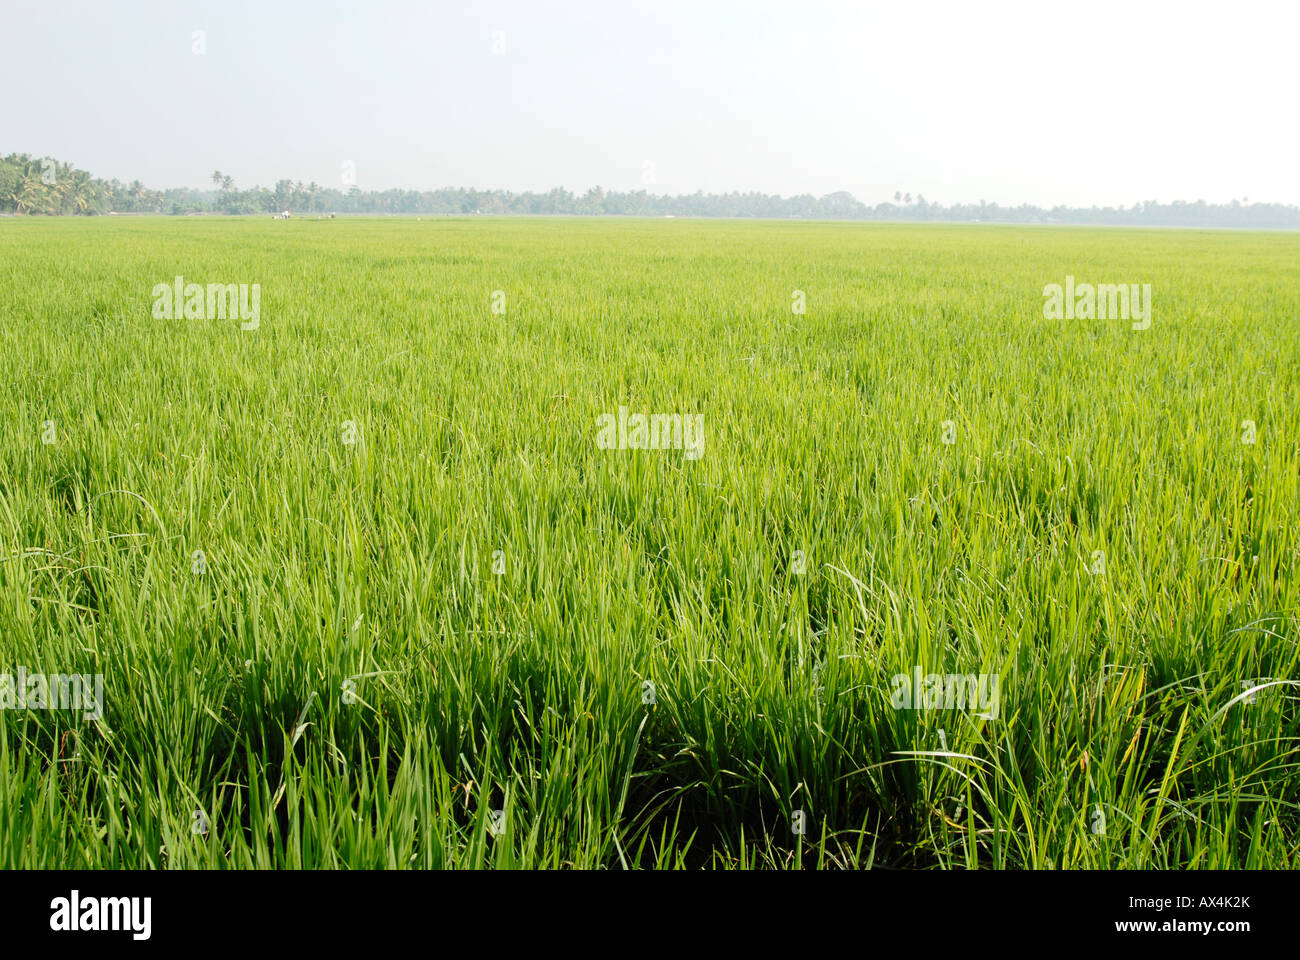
<box><xmin>3</xmin><ymin>0</ymin><xmax>1297</xmax><ymax>206</ymax></box>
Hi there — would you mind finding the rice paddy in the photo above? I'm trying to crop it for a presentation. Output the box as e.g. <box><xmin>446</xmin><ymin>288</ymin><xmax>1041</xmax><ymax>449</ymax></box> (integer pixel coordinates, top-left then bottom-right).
<box><xmin>1</xmin><ymin>215</ymin><xmax>1297</xmax><ymax>869</ymax></box>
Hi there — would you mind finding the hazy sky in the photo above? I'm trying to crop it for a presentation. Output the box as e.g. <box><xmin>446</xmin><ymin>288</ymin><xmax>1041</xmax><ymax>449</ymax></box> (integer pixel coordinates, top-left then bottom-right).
<box><xmin>4</xmin><ymin>0</ymin><xmax>1297</xmax><ymax>207</ymax></box>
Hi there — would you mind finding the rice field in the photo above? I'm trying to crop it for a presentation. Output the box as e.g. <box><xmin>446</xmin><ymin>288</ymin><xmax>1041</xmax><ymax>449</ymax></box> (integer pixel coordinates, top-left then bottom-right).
<box><xmin>1</xmin><ymin>216</ymin><xmax>1297</xmax><ymax>869</ymax></box>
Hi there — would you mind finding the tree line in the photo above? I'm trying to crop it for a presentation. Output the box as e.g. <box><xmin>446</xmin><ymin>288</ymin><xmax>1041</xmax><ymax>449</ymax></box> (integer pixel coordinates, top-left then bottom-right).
<box><xmin>3</xmin><ymin>153</ymin><xmax>1298</xmax><ymax>228</ymax></box>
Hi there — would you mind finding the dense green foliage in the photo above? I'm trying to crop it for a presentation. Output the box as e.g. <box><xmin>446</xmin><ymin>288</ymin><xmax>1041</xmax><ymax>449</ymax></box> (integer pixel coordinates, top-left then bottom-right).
<box><xmin>1</xmin><ymin>217</ymin><xmax>1297</xmax><ymax>868</ymax></box>
<box><xmin>4</xmin><ymin>153</ymin><xmax>1299</xmax><ymax>227</ymax></box>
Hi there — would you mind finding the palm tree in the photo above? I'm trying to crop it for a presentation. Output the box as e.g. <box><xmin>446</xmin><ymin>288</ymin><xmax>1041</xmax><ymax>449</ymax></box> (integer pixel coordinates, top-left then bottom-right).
<box><xmin>128</xmin><ymin>180</ymin><xmax>146</xmax><ymax>211</ymax></box>
<box><xmin>50</xmin><ymin>162</ymin><xmax>74</xmax><ymax>213</ymax></box>
<box><xmin>71</xmin><ymin>170</ymin><xmax>93</xmax><ymax>212</ymax></box>
<box><xmin>14</xmin><ymin>164</ymin><xmax>45</xmax><ymax>214</ymax></box>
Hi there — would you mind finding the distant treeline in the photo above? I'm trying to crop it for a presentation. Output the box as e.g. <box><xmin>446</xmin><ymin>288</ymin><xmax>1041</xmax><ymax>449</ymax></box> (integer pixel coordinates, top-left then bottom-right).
<box><xmin>4</xmin><ymin>152</ymin><xmax>1299</xmax><ymax>228</ymax></box>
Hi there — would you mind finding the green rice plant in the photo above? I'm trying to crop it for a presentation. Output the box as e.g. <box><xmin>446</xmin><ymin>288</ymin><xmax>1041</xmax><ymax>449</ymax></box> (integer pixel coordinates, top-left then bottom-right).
<box><xmin>0</xmin><ymin>216</ymin><xmax>1296</xmax><ymax>868</ymax></box>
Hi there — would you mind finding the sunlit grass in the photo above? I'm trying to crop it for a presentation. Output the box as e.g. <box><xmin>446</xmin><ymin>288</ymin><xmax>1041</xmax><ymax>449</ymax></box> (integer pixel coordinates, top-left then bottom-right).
<box><xmin>1</xmin><ymin>216</ymin><xmax>1297</xmax><ymax>868</ymax></box>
